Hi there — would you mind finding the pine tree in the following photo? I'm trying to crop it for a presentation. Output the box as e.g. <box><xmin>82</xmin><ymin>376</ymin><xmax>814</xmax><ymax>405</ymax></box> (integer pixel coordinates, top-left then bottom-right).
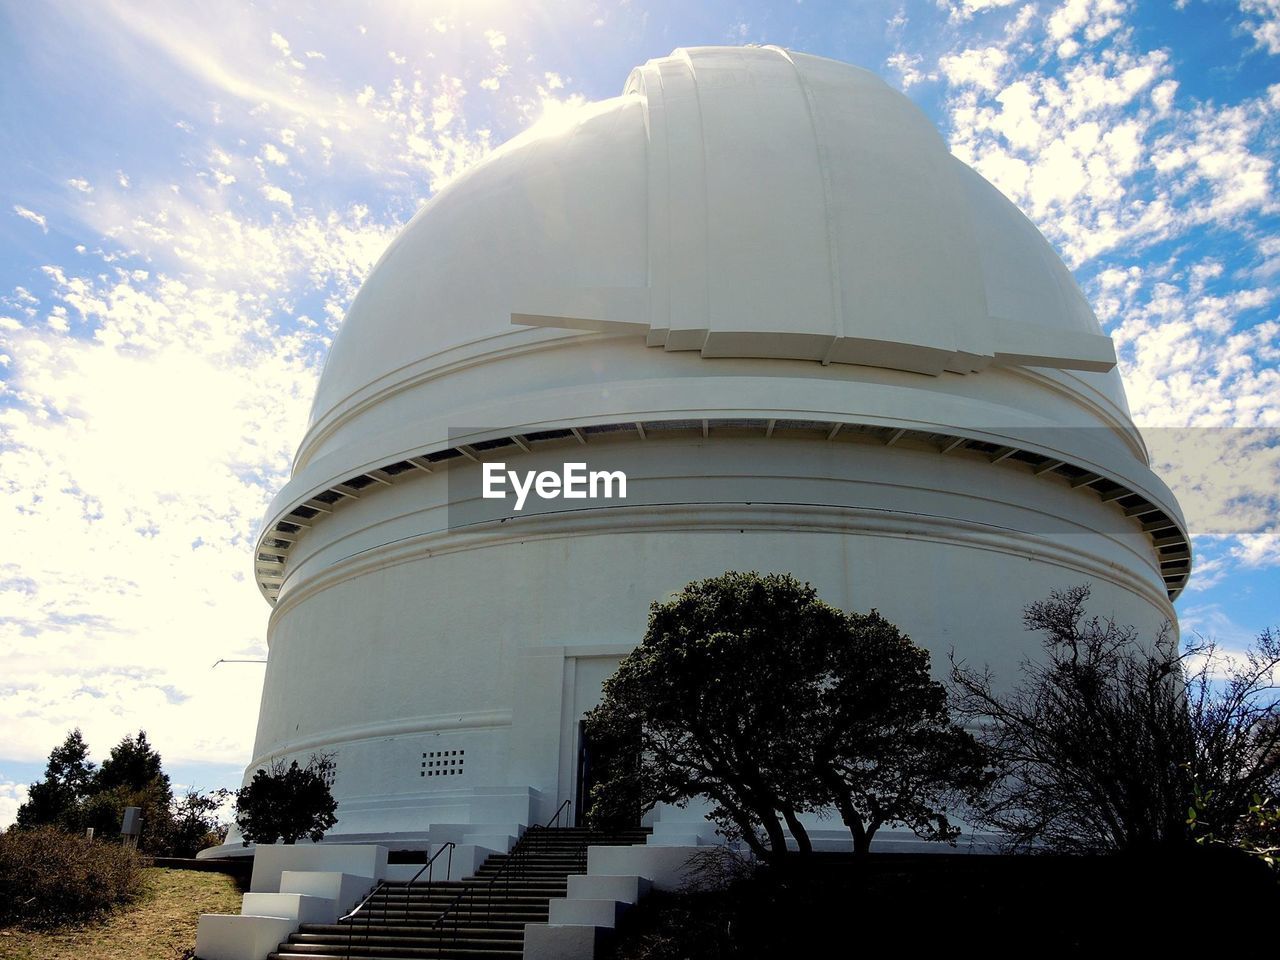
<box><xmin>96</xmin><ymin>730</ymin><xmax>169</xmax><ymax>793</ymax></box>
<box><xmin>15</xmin><ymin>729</ymin><xmax>96</xmax><ymax>828</ymax></box>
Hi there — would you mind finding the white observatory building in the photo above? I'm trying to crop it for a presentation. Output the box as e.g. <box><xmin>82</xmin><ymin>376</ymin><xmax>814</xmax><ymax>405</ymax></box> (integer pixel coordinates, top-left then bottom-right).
<box><xmin>224</xmin><ymin>46</ymin><xmax>1188</xmax><ymax>851</ymax></box>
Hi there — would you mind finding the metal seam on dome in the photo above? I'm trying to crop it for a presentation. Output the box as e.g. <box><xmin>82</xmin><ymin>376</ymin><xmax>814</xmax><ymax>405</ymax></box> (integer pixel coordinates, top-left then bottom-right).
<box><xmin>254</xmin><ymin>417</ymin><xmax>1192</xmax><ymax>605</ymax></box>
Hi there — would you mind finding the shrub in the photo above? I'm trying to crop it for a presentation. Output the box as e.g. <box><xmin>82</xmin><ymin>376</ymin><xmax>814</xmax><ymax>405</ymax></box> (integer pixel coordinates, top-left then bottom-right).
<box><xmin>0</xmin><ymin>827</ymin><xmax>144</xmax><ymax>927</ymax></box>
<box><xmin>950</xmin><ymin>586</ymin><xmax>1280</xmax><ymax>854</ymax></box>
<box><xmin>234</xmin><ymin>754</ymin><xmax>338</xmax><ymax>845</ymax></box>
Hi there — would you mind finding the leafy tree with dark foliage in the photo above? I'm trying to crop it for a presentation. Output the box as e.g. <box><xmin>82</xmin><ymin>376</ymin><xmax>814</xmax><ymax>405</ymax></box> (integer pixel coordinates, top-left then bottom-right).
<box><xmin>95</xmin><ymin>730</ymin><xmax>169</xmax><ymax>794</ymax></box>
<box><xmin>585</xmin><ymin>571</ymin><xmax>990</xmax><ymax>863</ymax></box>
<box><xmin>15</xmin><ymin>729</ymin><xmax>96</xmax><ymax>830</ymax></box>
<box><xmin>234</xmin><ymin>754</ymin><xmax>338</xmax><ymax>845</ymax></box>
<box><xmin>813</xmin><ymin>610</ymin><xmax>993</xmax><ymax>854</ymax></box>
<box><xmin>950</xmin><ymin>584</ymin><xmax>1280</xmax><ymax>857</ymax></box>
<box><xmin>586</xmin><ymin>573</ymin><xmax>834</xmax><ymax>863</ymax></box>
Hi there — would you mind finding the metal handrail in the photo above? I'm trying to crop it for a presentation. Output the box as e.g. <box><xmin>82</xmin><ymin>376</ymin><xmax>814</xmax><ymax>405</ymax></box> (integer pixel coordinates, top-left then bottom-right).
<box><xmin>340</xmin><ymin>840</ymin><xmax>455</xmax><ymax>960</ymax></box>
<box><xmin>432</xmin><ymin>800</ymin><xmax>573</xmax><ymax>946</ymax></box>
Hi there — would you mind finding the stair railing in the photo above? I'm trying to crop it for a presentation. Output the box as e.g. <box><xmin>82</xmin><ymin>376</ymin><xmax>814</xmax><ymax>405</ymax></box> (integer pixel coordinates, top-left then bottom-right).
<box><xmin>340</xmin><ymin>840</ymin><xmax>455</xmax><ymax>960</ymax></box>
<box><xmin>432</xmin><ymin>799</ymin><xmax>573</xmax><ymax>947</ymax></box>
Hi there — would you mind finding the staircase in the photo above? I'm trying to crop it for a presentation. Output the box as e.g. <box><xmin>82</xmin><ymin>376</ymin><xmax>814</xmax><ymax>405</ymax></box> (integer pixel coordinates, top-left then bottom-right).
<box><xmin>267</xmin><ymin>827</ymin><xmax>650</xmax><ymax>960</ymax></box>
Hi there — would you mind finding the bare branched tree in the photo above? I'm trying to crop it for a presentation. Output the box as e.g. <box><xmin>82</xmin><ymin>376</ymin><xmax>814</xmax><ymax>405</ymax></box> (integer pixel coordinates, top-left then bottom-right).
<box><xmin>950</xmin><ymin>585</ymin><xmax>1280</xmax><ymax>855</ymax></box>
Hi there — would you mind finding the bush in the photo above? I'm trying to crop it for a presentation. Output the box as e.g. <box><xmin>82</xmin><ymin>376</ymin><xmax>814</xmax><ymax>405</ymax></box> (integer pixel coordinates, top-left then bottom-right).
<box><xmin>234</xmin><ymin>755</ymin><xmax>337</xmax><ymax>845</ymax></box>
<box><xmin>0</xmin><ymin>827</ymin><xmax>144</xmax><ymax>927</ymax></box>
<box><xmin>950</xmin><ymin>586</ymin><xmax>1280</xmax><ymax>854</ymax></box>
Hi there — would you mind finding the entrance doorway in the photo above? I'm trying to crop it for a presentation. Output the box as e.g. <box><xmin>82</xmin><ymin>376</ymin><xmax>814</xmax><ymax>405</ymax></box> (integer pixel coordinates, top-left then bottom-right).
<box><xmin>573</xmin><ymin>715</ymin><xmax>642</xmax><ymax>829</ymax></box>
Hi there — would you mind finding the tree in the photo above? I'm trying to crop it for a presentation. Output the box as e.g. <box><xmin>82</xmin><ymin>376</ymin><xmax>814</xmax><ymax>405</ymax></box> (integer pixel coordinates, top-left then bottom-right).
<box><xmin>76</xmin><ymin>730</ymin><xmax>174</xmax><ymax>853</ymax></box>
<box><xmin>164</xmin><ymin>789</ymin><xmax>232</xmax><ymax>858</ymax></box>
<box><xmin>950</xmin><ymin>585</ymin><xmax>1280</xmax><ymax>854</ymax></box>
<box><xmin>586</xmin><ymin>573</ymin><xmax>833</xmax><ymax>864</ymax></box>
<box><xmin>584</xmin><ymin>571</ymin><xmax>991</xmax><ymax>863</ymax></box>
<box><xmin>234</xmin><ymin>755</ymin><xmax>338</xmax><ymax>845</ymax></box>
<box><xmin>96</xmin><ymin>730</ymin><xmax>169</xmax><ymax>794</ymax></box>
<box><xmin>15</xmin><ymin>730</ymin><xmax>96</xmax><ymax>829</ymax></box>
<box><xmin>812</xmin><ymin>610</ymin><xmax>993</xmax><ymax>854</ymax></box>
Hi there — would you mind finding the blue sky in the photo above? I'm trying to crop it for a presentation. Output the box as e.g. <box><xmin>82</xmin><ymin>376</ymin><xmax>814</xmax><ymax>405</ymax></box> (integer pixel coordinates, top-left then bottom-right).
<box><xmin>1</xmin><ymin>0</ymin><xmax>1277</xmax><ymax>825</ymax></box>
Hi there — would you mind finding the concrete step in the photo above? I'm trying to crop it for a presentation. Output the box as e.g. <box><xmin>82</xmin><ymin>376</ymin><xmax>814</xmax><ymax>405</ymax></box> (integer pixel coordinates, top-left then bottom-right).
<box><xmin>270</xmin><ymin>949</ymin><xmax>521</xmax><ymax>960</ymax></box>
<box><xmin>263</xmin><ymin>828</ymin><xmax>649</xmax><ymax>960</ymax></box>
<box><xmin>350</xmin><ymin>910</ymin><xmax>550</xmax><ymax>923</ymax></box>
<box><xmin>372</xmin><ymin>884</ymin><xmax>566</xmax><ymax>897</ymax></box>
<box><xmin>331</xmin><ymin>923</ymin><xmax>539</xmax><ymax>936</ymax></box>
<box><xmin>280</xmin><ymin>942</ymin><xmax>524</xmax><ymax>957</ymax></box>
<box><xmin>350</xmin><ymin>911</ymin><xmax>549</xmax><ymax>924</ymax></box>
<box><xmin>299</xmin><ymin>926</ymin><xmax>523</xmax><ymax>940</ymax></box>
<box><xmin>361</xmin><ymin>892</ymin><xmax>559</xmax><ymax>905</ymax></box>
<box><xmin>292</xmin><ymin>933</ymin><xmax>523</xmax><ymax>948</ymax></box>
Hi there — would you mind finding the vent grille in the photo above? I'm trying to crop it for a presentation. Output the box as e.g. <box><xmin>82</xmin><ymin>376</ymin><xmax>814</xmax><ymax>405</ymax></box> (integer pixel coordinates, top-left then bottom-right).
<box><xmin>421</xmin><ymin>749</ymin><xmax>465</xmax><ymax>777</ymax></box>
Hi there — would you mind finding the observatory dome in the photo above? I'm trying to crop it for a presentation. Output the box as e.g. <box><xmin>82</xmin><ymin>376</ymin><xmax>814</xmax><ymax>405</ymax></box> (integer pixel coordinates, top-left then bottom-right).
<box><xmin>231</xmin><ymin>47</ymin><xmax>1189</xmax><ymax>850</ymax></box>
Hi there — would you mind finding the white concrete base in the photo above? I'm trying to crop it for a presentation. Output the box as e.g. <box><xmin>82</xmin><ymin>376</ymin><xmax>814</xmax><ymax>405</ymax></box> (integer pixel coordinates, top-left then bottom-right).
<box><xmin>279</xmin><ymin>871</ymin><xmax>372</xmax><ymax>916</ymax></box>
<box><xmin>240</xmin><ymin>892</ymin><xmax>335</xmax><ymax>926</ymax></box>
<box><xmin>646</xmin><ymin>832</ymin><xmax>708</xmax><ymax>847</ymax></box>
<box><xmin>548</xmin><ymin>897</ymin><xmax>628</xmax><ymax>928</ymax></box>
<box><xmin>462</xmin><ymin>832</ymin><xmax>516</xmax><ymax>852</ymax></box>
<box><xmin>195</xmin><ymin>914</ymin><xmax>295</xmax><ymax>960</ymax></box>
<box><xmin>566</xmin><ymin>874</ymin><xmax>651</xmax><ymax>904</ymax></box>
<box><xmin>648</xmin><ymin>818</ymin><xmax>722</xmax><ymax>846</ymax></box>
<box><xmin>587</xmin><ymin>845</ymin><xmax>703</xmax><ymax>892</ymax></box>
<box><xmin>250</xmin><ymin>844</ymin><xmax>388</xmax><ymax>893</ymax></box>
<box><xmin>424</xmin><ymin>822</ymin><xmax>524</xmax><ymax>846</ymax></box>
<box><xmin>522</xmin><ymin>922</ymin><xmax>612</xmax><ymax>960</ymax></box>
<box><xmin>382</xmin><ymin>843</ymin><xmax>498</xmax><ymax>883</ymax></box>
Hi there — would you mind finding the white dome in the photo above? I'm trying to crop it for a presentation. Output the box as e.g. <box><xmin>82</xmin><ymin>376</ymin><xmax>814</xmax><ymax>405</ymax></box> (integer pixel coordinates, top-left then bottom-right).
<box><xmin>311</xmin><ymin>46</ymin><xmax>1119</xmax><ymax>435</ymax></box>
<box><xmin>261</xmin><ymin>45</ymin><xmax>1185</xmax><ymax>603</ymax></box>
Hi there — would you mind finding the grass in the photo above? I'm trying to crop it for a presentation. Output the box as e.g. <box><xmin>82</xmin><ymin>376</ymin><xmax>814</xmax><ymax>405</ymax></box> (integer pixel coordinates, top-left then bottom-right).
<box><xmin>0</xmin><ymin>868</ymin><xmax>242</xmax><ymax>960</ymax></box>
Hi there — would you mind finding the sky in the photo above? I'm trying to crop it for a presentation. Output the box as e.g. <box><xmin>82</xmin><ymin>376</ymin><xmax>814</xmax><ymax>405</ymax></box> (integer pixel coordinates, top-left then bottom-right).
<box><xmin>0</xmin><ymin>0</ymin><xmax>1277</xmax><ymax>828</ymax></box>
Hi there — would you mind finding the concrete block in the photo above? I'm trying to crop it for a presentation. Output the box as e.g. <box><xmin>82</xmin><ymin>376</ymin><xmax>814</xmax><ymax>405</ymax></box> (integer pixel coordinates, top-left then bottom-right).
<box><xmin>240</xmin><ymin>892</ymin><xmax>335</xmax><ymax>926</ymax></box>
<box><xmin>566</xmin><ymin>874</ymin><xmax>651</xmax><ymax>904</ymax></box>
<box><xmin>587</xmin><ymin>845</ymin><xmax>703</xmax><ymax>892</ymax></box>
<box><xmin>425</xmin><ymin>822</ymin><xmax>523</xmax><ymax>845</ymax></box>
<box><xmin>461</xmin><ymin>832</ymin><xmax>515</xmax><ymax>853</ymax></box>
<box><xmin>382</xmin><ymin>843</ymin><xmax>497</xmax><ymax>884</ymax></box>
<box><xmin>195</xmin><ymin>914</ymin><xmax>295</xmax><ymax>960</ymax></box>
<box><xmin>278</xmin><ymin>871</ymin><xmax>373</xmax><ymax>915</ymax></box>
<box><xmin>523</xmin><ymin>922</ymin><xmax>612</xmax><ymax>960</ymax></box>
<box><xmin>650</xmin><ymin>819</ymin><xmax>720</xmax><ymax>842</ymax></box>
<box><xmin>250</xmin><ymin>844</ymin><xmax>388</xmax><ymax>893</ymax></box>
<box><xmin>548</xmin><ymin>898</ymin><xmax>628</xmax><ymax>928</ymax></box>
<box><xmin>646</xmin><ymin>832</ymin><xmax>706</xmax><ymax>847</ymax></box>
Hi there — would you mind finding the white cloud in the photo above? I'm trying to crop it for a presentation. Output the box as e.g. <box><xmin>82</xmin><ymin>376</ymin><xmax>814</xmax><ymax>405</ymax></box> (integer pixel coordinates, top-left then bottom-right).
<box><xmin>945</xmin><ymin>0</ymin><xmax>1022</xmax><ymax>22</ymax></box>
<box><xmin>67</xmin><ymin>178</ymin><xmax>93</xmax><ymax>194</ymax></box>
<box><xmin>260</xmin><ymin>184</ymin><xmax>293</xmax><ymax>207</ymax></box>
<box><xmin>13</xmin><ymin>205</ymin><xmax>48</xmax><ymax>232</ymax></box>
<box><xmin>261</xmin><ymin>143</ymin><xmax>288</xmax><ymax>167</ymax></box>
<box><xmin>0</xmin><ymin>778</ymin><xmax>30</xmax><ymax>830</ymax></box>
<box><xmin>1240</xmin><ymin>0</ymin><xmax>1280</xmax><ymax>54</ymax></box>
<box><xmin>940</xmin><ymin>46</ymin><xmax>1009</xmax><ymax>91</ymax></box>
<box><xmin>887</xmin><ymin>51</ymin><xmax>938</xmax><ymax>88</ymax></box>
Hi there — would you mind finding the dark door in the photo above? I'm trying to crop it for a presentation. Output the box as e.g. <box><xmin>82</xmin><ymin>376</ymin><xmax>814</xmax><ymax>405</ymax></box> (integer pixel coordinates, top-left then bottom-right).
<box><xmin>574</xmin><ymin>715</ymin><xmax>642</xmax><ymax>829</ymax></box>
